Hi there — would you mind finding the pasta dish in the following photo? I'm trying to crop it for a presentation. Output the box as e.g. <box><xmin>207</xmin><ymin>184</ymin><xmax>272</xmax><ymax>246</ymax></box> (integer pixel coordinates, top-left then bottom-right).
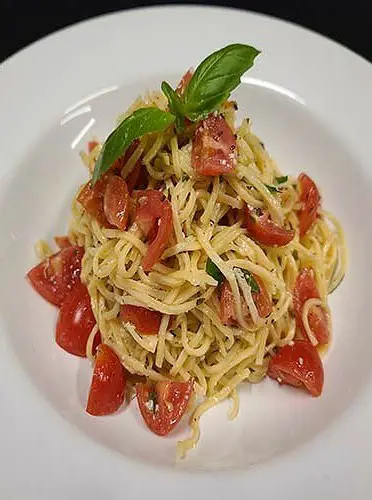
<box><xmin>27</xmin><ymin>44</ymin><xmax>346</xmax><ymax>458</ymax></box>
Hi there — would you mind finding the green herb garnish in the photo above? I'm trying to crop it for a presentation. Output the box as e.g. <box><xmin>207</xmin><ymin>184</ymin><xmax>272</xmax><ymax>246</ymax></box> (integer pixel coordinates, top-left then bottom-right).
<box><xmin>265</xmin><ymin>184</ymin><xmax>281</xmax><ymax>193</ymax></box>
<box><xmin>92</xmin><ymin>44</ymin><xmax>260</xmax><ymax>184</ymax></box>
<box><xmin>206</xmin><ymin>258</ymin><xmax>224</xmax><ymax>284</ymax></box>
<box><xmin>162</xmin><ymin>44</ymin><xmax>260</xmax><ymax>123</ymax></box>
<box><xmin>275</xmin><ymin>175</ymin><xmax>288</xmax><ymax>184</ymax></box>
<box><xmin>265</xmin><ymin>175</ymin><xmax>288</xmax><ymax>193</ymax></box>
<box><xmin>92</xmin><ymin>107</ymin><xmax>175</xmax><ymax>184</ymax></box>
<box><xmin>237</xmin><ymin>268</ymin><xmax>260</xmax><ymax>293</ymax></box>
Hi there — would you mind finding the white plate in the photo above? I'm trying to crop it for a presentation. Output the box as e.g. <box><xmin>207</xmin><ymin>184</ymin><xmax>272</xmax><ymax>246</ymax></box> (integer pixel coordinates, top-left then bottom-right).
<box><xmin>0</xmin><ymin>6</ymin><xmax>371</xmax><ymax>499</ymax></box>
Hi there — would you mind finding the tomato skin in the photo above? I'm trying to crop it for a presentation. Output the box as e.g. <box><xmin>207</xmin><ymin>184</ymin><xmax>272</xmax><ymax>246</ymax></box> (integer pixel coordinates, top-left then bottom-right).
<box><xmin>88</xmin><ymin>141</ymin><xmax>99</xmax><ymax>153</ymax></box>
<box><xmin>142</xmin><ymin>199</ymin><xmax>172</xmax><ymax>271</ymax></box>
<box><xmin>120</xmin><ymin>305</ymin><xmax>161</xmax><ymax>334</ymax></box>
<box><xmin>220</xmin><ymin>278</ymin><xmax>272</xmax><ymax>325</ymax></box>
<box><xmin>27</xmin><ymin>246</ymin><xmax>84</xmax><ymax>306</ymax></box>
<box><xmin>192</xmin><ymin>114</ymin><xmax>237</xmax><ymax>176</ymax></box>
<box><xmin>268</xmin><ymin>341</ymin><xmax>324</xmax><ymax>397</ymax></box>
<box><xmin>176</xmin><ymin>69</ymin><xmax>193</xmax><ymax>96</ymax></box>
<box><xmin>220</xmin><ymin>281</ymin><xmax>236</xmax><ymax>325</ymax></box>
<box><xmin>126</xmin><ymin>162</ymin><xmax>146</xmax><ymax>193</ymax></box>
<box><xmin>77</xmin><ymin>175</ymin><xmax>112</xmax><ymax>228</ymax></box>
<box><xmin>134</xmin><ymin>189</ymin><xmax>173</xmax><ymax>271</ymax></box>
<box><xmin>136</xmin><ymin>380</ymin><xmax>193</xmax><ymax>436</ymax></box>
<box><xmin>254</xmin><ymin>276</ymin><xmax>272</xmax><ymax>318</ymax></box>
<box><xmin>103</xmin><ymin>175</ymin><xmax>130</xmax><ymax>231</ymax></box>
<box><xmin>298</xmin><ymin>173</ymin><xmax>321</xmax><ymax>237</ymax></box>
<box><xmin>86</xmin><ymin>344</ymin><xmax>126</xmax><ymax>416</ymax></box>
<box><xmin>56</xmin><ymin>282</ymin><xmax>96</xmax><ymax>357</ymax></box>
<box><xmin>54</xmin><ymin>236</ymin><xmax>71</xmax><ymax>249</ymax></box>
<box><xmin>245</xmin><ymin>205</ymin><xmax>294</xmax><ymax>247</ymax></box>
<box><xmin>134</xmin><ymin>189</ymin><xmax>164</xmax><ymax>236</ymax></box>
<box><xmin>293</xmin><ymin>267</ymin><xmax>329</xmax><ymax>345</ymax></box>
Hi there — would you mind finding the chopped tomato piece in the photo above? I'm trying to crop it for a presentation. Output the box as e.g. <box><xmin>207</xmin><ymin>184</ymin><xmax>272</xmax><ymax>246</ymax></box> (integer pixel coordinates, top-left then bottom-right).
<box><xmin>220</xmin><ymin>277</ymin><xmax>272</xmax><ymax>325</ymax></box>
<box><xmin>245</xmin><ymin>205</ymin><xmax>294</xmax><ymax>247</ymax></box>
<box><xmin>293</xmin><ymin>267</ymin><xmax>329</xmax><ymax>345</ymax></box>
<box><xmin>220</xmin><ymin>281</ymin><xmax>236</xmax><ymax>325</ymax></box>
<box><xmin>88</xmin><ymin>141</ymin><xmax>99</xmax><ymax>153</ymax></box>
<box><xmin>136</xmin><ymin>380</ymin><xmax>193</xmax><ymax>436</ymax></box>
<box><xmin>56</xmin><ymin>282</ymin><xmax>96</xmax><ymax>357</ymax></box>
<box><xmin>192</xmin><ymin>113</ymin><xmax>237</xmax><ymax>176</ymax></box>
<box><xmin>134</xmin><ymin>189</ymin><xmax>173</xmax><ymax>271</ymax></box>
<box><xmin>120</xmin><ymin>305</ymin><xmax>161</xmax><ymax>334</ymax></box>
<box><xmin>134</xmin><ymin>189</ymin><xmax>164</xmax><ymax>236</ymax></box>
<box><xmin>54</xmin><ymin>236</ymin><xmax>71</xmax><ymax>249</ymax></box>
<box><xmin>268</xmin><ymin>341</ymin><xmax>324</xmax><ymax>397</ymax></box>
<box><xmin>126</xmin><ymin>162</ymin><xmax>147</xmax><ymax>193</ymax></box>
<box><xmin>298</xmin><ymin>173</ymin><xmax>321</xmax><ymax>237</ymax></box>
<box><xmin>176</xmin><ymin>68</ymin><xmax>193</xmax><ymax>96</ymax></box>
<box><xmin>27</xmin><ymin>246</ymin><xmax>84</xmax><ymax>306</ymax></box>
<box><xmin>86</xmin><ymin>344</ymin><xmax>126</xmax><ymax>416</ymax></box>
<box><xmin>103</xmin><ymin>175</ymin><xmax>130</xmax><ymax>231</ymax></box>
<box><xmin>254</xmin><ymin>276</ymin><xmax>272</xmax><ymax>317</ymax></box>
<box><xmin>77</xmin><ymin>175</ymin><xmax>112</xmax><ymax>228</ymax></box>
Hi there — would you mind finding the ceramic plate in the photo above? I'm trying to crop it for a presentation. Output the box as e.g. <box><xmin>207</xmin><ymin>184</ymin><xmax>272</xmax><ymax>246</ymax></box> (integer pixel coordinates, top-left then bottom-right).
<box><xmin>0</xmin><ymin>6</ymin><xmax>371</xmax><ymax>499</ymax></box>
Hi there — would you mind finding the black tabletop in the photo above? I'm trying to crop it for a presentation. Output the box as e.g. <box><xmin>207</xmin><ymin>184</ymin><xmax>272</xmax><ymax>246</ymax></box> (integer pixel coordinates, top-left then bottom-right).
<box><xmin>1</xmin><ymin>0</ymin><xmax>371</xmax><ymax>64</ymax></box>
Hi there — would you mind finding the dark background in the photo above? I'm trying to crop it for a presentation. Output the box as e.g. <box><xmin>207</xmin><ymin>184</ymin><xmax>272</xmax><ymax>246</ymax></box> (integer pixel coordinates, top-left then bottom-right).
<box><xmin>1</xmin><ymin>0</ymin><xmax>371</xmax><ymax>64</ymax></box>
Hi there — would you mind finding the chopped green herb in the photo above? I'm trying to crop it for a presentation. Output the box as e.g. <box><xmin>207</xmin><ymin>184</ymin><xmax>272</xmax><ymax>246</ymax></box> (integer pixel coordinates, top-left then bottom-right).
<box><xmin>292</xmin><ymin>249</ymin><xmax>298</xmax><ymax>260</ymax></box>
<box><xmin>275</xmin><ymin>175</ymin><xmax>288</xmax><ymax>184</ymax></box>
<box><xmin>265</xmin><ymin>184</ymin><xmax>281</xmax><ymax>193</ymax></box>
<box><xmin>237</xmin><ymin>268</ymin><xmax>260</xmax><ymax>293</ymax></box>
<box><xmin>206</xmin><ymin>258</ymin><xmax>224</xmax><ymax>284</ymax></box>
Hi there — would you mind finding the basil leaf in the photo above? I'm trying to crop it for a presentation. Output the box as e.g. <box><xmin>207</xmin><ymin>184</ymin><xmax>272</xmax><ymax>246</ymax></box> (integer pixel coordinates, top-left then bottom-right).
<box><xmin>206</xmin><ymin>258</ymin><xmax>224</xmax><ymax>284</ymax></box>
<box><xmin>92</xmin><ymin>107</ymin><xmax>175</xmax><ymax>184</ymax></box>
<box><xmin>275</xmin><ymin>176</ymin><xmax>288</xmax><ymax>184</ymax></box>
<box><xmin>265</xmin><ymin>184</ymin><xmax>281</xmax><ymax>193</ymax></box>
<box><xmin>238</xmin><ymin>268</ymin><xmax>260</xmax><ymax>293</ymax></box>
<box><xmin>161</xmin><ymin>81</ymin><xmax>186</xmax><ymax>131</ymax></box>
<box><xmin>184</xmin><ymin>44</ymin><xmax>260</xmax><ymax>121</ymax></box>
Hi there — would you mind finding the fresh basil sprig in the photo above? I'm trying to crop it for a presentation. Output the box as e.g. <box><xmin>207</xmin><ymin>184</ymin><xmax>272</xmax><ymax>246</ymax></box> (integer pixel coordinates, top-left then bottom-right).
<box><xmin>161</xmin><ymin>82</ymin><xmax>185</xmax><ymax>131</ymax></box>
<box><xmin>92</xmin><ymin>44</ymin><xmax>260</xmax><ymax>184</ymax></box>
<box><xmin>206</xmin><ymin>258</ymin><xmax>224</xmax><ymax>284</ymax></box>
<box><xmin>162</xmin><ymin>43</ymin><xmax>260</xmax><ymax>123</ymax></box>
<box><xmin>92</xmin><ymin>107</ymin><xmax>175</xmax><ymax>184</ymax></box>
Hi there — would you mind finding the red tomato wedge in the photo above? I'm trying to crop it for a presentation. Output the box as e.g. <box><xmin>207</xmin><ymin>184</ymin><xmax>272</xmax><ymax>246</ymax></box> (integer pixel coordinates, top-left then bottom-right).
<box><xmin>77</xmin><ymin>175</ymin><xmax>112</xmax><ymax>228</ymax></box>
<box><xmin>134</xmin><ymin>189</ymin><xmax>165</xmax><ymax>236</ymax></box>
<box><xmin>54</xmin><ymin>236</ymin><xmax>71</xmax><ymax>249</ymax></box>
<box><xmin>254</xmin><ymin>276</ymin><xmax>272</xmax><ymax>318</ymax></box>
<box><xmin>88</xmin><ymin>141</ymin><xmax>99</xmax><ymax>153</ymax></box>
<box><xmin>103</xmin><ymin>175</ymin><xmax>130</xmax><ymax>231</ymax></box>
<box><xmin>134</xmin><ymin>189</ymin><xmax>173</xmax><ymax>271</ymax></box>
<box><xmin>27</xmin><ymin>246</ymin><xmax>84</xmax><ymax>306</ymax></box>
<box><xmin>220</xmin><ymin>281</ymin><xmax>236</xmax><ymax>325</ymax></box>
<box><xmin>126</xmin><ymin>162</ymin><xmax>146</xmax><ymax>193</ymax></box>
<box><xmin>298</xmin><ymin>173</ymin><xmax>321</xmax><ymax>237</ymax></box>
<box><xmin>176</xmin><ymin>69</ymin><xmax>193</xmax><ymax>96</ymax></box>
<box><xmin>245</xmin><ymin>205</ymin><xmax>294</xmax><ymax>247</ymax></box>
<box><xmin>220</xmin><ymin>277</ymin><xmax>272</xmax><ymax>325</ymax></box>
<box><xmin>268</xmin><ymin>341</ymin><xmax>324</xmax><ymax>397</ymax></box>
<box><xmin>86</xmin><ymin>344</ymin><xmax>126</xmax><ymax>416</ymax></box>
<box><xmin>136</xmin><ymin>380</ymin><xmax>193</xmax><ymax>436</ymax></box>
<box><xmin>192</xmin><ymin>113</ymin><xmax>237</xmax><ymax>176</ymax></box>
<box><xmin>120</xmin><ymin>305</ymin><xmax>161</xmax><ymax>334</ymax></box>
<box><xmin>56</xmin><ymin>282</ymin><xmax>96</xmax><ymax>357</ymax></box>
<box><xmin>293</xmin><ymin>267</ymin><xmax>329</xmax><ymax>345</ymax></box>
